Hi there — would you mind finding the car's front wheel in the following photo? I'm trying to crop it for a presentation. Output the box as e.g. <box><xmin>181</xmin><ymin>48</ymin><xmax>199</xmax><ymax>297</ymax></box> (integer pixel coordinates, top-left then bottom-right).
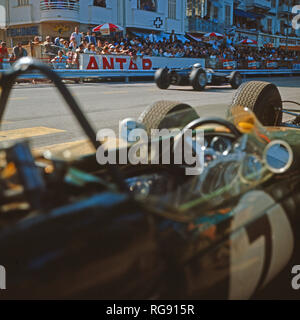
<box><xmin>155</xmin><ymin>68</ymin><xmax>170</xmax><ymax>90</ymax></box>
<box><xmin>228</xmin><ymin>81</ymin><xmax>283</xmax><ymax>126</ymax></box>
<box><xmin>190</xmin><ymin>68</ymin><xmax>207</xmax><ymax>91</ymax></box>
<box><xmin>229</xmin><ymin>71</ymin><xmax>242</xmax><ymax>89</ymax></box>
<box><xmin>138</xmin><ymin>101</ymin><xmax>199</xmax><ymax>135</ymax></box>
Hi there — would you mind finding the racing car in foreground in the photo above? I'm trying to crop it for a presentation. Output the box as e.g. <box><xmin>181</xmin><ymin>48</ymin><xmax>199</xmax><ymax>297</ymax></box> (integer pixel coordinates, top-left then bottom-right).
<box><xmin>0</xmin><ymin>58</ymin><xmax>300</xmax><ymax>300</ymax></box>
<box><xmin>155</xmin><ymin>64</ymin><xmax>242</xmax><ymax>91</ymax></box>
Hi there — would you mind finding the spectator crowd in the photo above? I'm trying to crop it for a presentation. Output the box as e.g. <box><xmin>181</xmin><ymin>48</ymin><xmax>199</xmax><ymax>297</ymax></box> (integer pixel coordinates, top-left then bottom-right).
<box><xmin>0</xmin><ymin>25</ymin><xmax>299</xmax><ymax>70</ymax></box>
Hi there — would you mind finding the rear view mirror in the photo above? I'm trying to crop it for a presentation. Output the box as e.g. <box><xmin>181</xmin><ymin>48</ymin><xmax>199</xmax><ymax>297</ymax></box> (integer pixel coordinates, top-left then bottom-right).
<box><xmin>264</xmin><ymin>140</ymin><xmax>293</xmax><ymax>174</ymax></box>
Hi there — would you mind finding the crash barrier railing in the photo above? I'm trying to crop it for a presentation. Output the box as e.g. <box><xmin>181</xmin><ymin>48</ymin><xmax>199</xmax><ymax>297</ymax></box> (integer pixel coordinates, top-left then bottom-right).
<box><xmin>6</xmin><ymin>57</ymin><xmax>78</xmax><ymax>70</ymax></box>
<box><xmin>206</xmin><ymin>57</ymin><xmax>299</xmax><ymax>70</ymax></box>
<box><xmin>293</xmin><ymin>64</ymin><xmax>300</xmax><ymax>70</ymax></box>
<box><xmin>2</xmin><ymin>55</ymin><xmax>300</xmax><ymax>79</ymax></box>
<box><xmin>6</xmin><ymin>44</ymin><xmax>80</xmax><ymax>70</ymax></box>
<box><xmin>2</xmin><ymin>57</ymin><xmax>300</xmax><ymax>75</ymax></box>
<box><xmin>2</xmin><ymin>49</ymin><xmax>300</xmax><ymax>80</ymax></box>
<box><xmin>0</xmin><ymin>68</ymin><xmax>299</xmax><ymax>81</ymax></box>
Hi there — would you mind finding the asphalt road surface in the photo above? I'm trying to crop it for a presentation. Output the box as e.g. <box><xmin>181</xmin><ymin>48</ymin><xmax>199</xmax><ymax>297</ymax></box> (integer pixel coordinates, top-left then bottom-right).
<box><xmin>1</xmin><ymin>76</ymin><xmax>300</xmax><ymax>155</ymax></box>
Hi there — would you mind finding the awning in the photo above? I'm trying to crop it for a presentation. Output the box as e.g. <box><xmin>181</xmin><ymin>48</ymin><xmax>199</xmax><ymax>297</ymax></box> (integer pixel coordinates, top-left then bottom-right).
<box><xmin>234</xmin><ymin>9</ymin><xmax>264</xmax><ymax>20</ymax></box>
<box><xmin>239</xmin><ymin>39</ymin><xmax>258</xmax><ymax>45</ymax></box>
<box><xmin>186</xmin><ymin>34</ymin><xmax>207</xmax><ymax>44</ymax></box>
<box><xmin>187</xmin><ymin>34</ymin><xmax>203</xmax><ymax>42</ymax></box>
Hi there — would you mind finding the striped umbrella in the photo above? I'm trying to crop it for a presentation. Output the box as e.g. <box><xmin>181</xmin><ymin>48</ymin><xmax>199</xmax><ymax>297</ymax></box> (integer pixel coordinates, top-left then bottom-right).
<box><xmin>239</xmin><ymin>39</ymin><xmax>258</xmax><ymax>45</ymax></box>
<box><xmin>204</xmin><ymin>32</ymin><xmax>224</xmax><ymax>38</ymax></box>
<box><xmin>92</xmin><ymin>23</ymin><xmax>124</xmax><ymax>35</ymax></box>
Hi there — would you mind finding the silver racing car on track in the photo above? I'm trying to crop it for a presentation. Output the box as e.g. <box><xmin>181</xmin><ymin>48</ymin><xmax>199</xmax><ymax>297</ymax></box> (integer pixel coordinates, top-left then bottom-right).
<box><xmin>155</xmin><ymin>64</ymin><xmax>243</xmax><ymax>91</ymax></box>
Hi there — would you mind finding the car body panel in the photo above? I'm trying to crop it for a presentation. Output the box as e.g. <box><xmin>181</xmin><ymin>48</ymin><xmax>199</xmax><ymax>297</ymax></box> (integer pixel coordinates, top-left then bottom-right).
<box><xmin>0</xmin><ymin>60</ymin><xmax>299</xmax><ymax>299</ymax></box>
<box><xmin>163</xmin><ymin>67</ymin><xmax>234</xmax><ymax>87</ymax></box>
<box><xmin>1</xmin><ymin>126</ymin><xmax>300</xmax><ymax>299</ymax></box>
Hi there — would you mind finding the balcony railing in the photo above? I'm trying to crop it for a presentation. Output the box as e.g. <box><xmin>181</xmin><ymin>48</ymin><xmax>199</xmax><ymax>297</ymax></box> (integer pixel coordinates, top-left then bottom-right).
<box><xmin>40</xmin><ymin>0</ymin><xmax>80</xmax><ymax>21</ymax></box>
<box><xmin>40</xmin><ymin>1</ymin><xmax>80</xmax><ymax>12</ymax></box>
<box><xmin>187</xmin><ymin>17</ymin><xmax>225</xmax><ymax>34</ymax></box>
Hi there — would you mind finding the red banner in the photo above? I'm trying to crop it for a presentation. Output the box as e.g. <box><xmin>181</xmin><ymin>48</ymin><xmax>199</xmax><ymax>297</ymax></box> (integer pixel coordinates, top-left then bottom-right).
<box><xmin>84</xmin><ymin>55</ymin><xmax>152</xmax><ymax>71</ymax></box>
<box><xmin>80</xmin><ymin>54</ymin><xmax>206</xmax><ymax>71</ymax></box>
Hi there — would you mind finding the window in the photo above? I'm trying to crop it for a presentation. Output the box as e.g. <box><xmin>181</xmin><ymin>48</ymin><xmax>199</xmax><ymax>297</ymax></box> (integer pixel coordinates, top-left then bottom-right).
<box><xmin>267</xmin><ymin>19</ymin><xmax>272</xmax><ymax>32</ymax></box>
<box><xmin>213</xmin><ymin>6</ymin><xmax>218</xmax><ymax>19</ymax></box>
<box><xmin>93</xmin><ymin>0</ymin><xmax>106</xmax><ymax>7</ymax></box>
<box><xmin>280</xmin><ymin>20</ymin><xmax>285</xmax><ymax>34</ymax></box>
<box><xmin>138</xmin><ymin>0</ymin><xmax>157</xmax><ymax>12</ymax></box>
<box><xmin>17</xmin><ymin>0</ymin><xmax>29</xmax><ymax>6</ymax></box>
<box><xmin>186</xmin><ymin>0</ymin><xmax>207</xmax><ymax>18</ymax></box>
<box><xmin>168</xmin><ymin>0</ymin><xmax>176</xmax><ymax>19</ymax></box>
<box><xmin>225</xmin><ymin>5</ymin><xmax>231</xmax><ymax>26</ymax></box>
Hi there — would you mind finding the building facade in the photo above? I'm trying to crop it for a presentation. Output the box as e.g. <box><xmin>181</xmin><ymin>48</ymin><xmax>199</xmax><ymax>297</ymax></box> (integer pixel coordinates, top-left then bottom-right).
<box><xmin>0</xmin><ymin>0</ymin><xmax>186</xmax><ymax>45</ymax></box>
<box><xmin>187</xmin><ymin>0</ymin><xmax>234</xmax><ymax>33</ymax></box>
<box><xmin>187</xmin><ymin>0</ymin><xmax>300</xmax><ymax>48</ymax></box>
<box><xmin>0</xmin><ymin>0</ymin><xmax>299</xmax><ymax>48</ymax></box>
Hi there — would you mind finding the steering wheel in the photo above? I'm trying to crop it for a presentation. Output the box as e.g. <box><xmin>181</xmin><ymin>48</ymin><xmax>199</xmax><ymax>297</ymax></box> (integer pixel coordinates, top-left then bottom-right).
<box><xmin>183</xmin><ymin>117</ymin><xmax>242</xmax><ymax>138</ymax></box>
<box><xmin>171</xmin><ymin>117</ymin><xmax>242</xmax><ymax>174</ymax></box>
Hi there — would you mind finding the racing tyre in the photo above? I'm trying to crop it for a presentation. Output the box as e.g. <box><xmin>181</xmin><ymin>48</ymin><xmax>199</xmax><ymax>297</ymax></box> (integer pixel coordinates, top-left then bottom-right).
<box><xmin>229</xmin><ymin>81</ymin><xmax>282</xmax><ymax>126</ymax></box>
<box><xmin>155</xmin><ymin>68</ymin><xmax>170</xmax><ymax>90</ymax></box>
<box><xmin>229</xmin><ymin>71</ymin><xmax>242</xmax><ymax>89</ymax></box>
<box><xmin>138</xmin><ymin>101</ymin><xmax>199</xmax><ymax>135</ymax></box>
<box><xmin>189</xmin><ymin>68</ymin><xmax>207</xmax><ymax>91</ymax></box>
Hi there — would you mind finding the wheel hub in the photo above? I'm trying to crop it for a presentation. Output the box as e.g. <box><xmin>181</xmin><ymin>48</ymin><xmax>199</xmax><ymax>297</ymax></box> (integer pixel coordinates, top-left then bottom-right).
<box><xmin>198</xmin><ymin>73</ymin><xmax>206</xmax><ymax>87</ymax></box>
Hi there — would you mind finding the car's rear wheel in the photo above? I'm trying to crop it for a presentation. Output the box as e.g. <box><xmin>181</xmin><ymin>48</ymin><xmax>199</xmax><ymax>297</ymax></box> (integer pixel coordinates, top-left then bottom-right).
<box><xmin>155</xmin><ymin>68</ymin><xmax>170</xmax><ymax>90</ymax></box>
<box><xmin>228</xmin><ymin>81</ymin><xmax>282</xmax><ymax>126</ymax></box>
<box><xmin>138</xmin><ymin>101</ymin><xmax>199</xmax><ymax>135</ymax></box>
<box><xmin>190</xmin><ymin>68</ymin><xmax>207</xmax><ymax>91</ymax></box>
<box><xmin>229</xmin><ymin>71</ymin><xmax>242</xmax><ymax>89</ymax></box>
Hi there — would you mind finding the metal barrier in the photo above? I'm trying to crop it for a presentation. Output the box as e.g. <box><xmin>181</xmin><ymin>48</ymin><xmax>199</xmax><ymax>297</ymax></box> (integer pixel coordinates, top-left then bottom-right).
<box><xmin>1</xmin><ymin>68</ymin><xmax>299</xmax><ymax>80</ymax></box>
<box><xmin>6</xmin><ymin>44</ymin><xmax>80</xmax><ymax>70</ymax></box>
<box><xmin>215</xmin><ymin>69</ymin><xmax>300</xmax><ymax>75</ymax></box>
<box><xmin>2</xmin><ymin>50</ymin><xmax>300</xmax><ymax>80</ymax></box>
<box><xmin>12</xmin><ymin>70</ymin><xmax>155</xmax><ymax>79</ymax></box>
<box><xmin>205</xmin><ymin>57</ymin><xmax>299</xmax><ymax>70</ymax></box>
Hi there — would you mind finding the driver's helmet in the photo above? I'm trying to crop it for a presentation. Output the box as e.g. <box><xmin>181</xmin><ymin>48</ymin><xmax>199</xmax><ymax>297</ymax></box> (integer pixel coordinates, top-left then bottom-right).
<box><xmin>193</xmin><ymin>63</ymin><xmax>203</xmax><ymax>69</ymax></box>
<box><xmin>120</xmin><ymin>118</ymin><xmax>146</xmax><ymax>143</ymax></box>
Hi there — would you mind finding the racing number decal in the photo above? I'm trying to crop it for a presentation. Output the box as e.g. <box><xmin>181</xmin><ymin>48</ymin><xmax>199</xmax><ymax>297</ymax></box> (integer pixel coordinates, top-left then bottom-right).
<box><xmin>245</xmin><ymin>215</ymin><xmax>272</xmax><ymax>293</ymax></box>
<box><xmin>229</xmin><ymin>191</ymin><xmax>294</xmax><ymax>300</ymax></box>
